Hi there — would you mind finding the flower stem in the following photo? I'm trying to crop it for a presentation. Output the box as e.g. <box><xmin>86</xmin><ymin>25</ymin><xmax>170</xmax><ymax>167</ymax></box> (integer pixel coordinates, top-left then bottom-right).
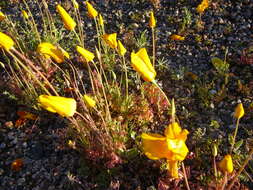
<box><xmin>73</xmin><ymin>29</ymin><xmax>82</xmax><ymax>46</ymax></box>
<box><xmin>152</xmin><ymin>27</ymin><xmax>156</xmax><ymax>67</ymax></box>
<box><xmin>152</xmin><ymin>81</ymin><xmax>171</xmax><ymax>107</ymax></box>
<box><xmin>122</xmin><ymin>55</ymin><xmax>128</xmax><ymax>99</ymax></box>
<box><xmin>220</xmin><ymin>172</ymin><xmax>227</xmax><ymax>190</ymax></box>
<box><xmin>73</xmin><ymin>5</ymin><xmax>84</xmax><ymax>47</ymax></box>
<box><xmin>213</xmin><ymin>156</ymin><xmax>218</xmax><ymax>187</ymax></box>
<box><xmin>8</xmin><ymin>49</ymin><xmax>56</xmax><ymax>96</ymax></box>
<box><xmin>94</xmin><ymin>18</ymin><xmax>101</xmax><ymax>52</ymax></box>
<box><xmin>230</xmin><ymin>118</ymin><xmax>240</xmax><ymax>154</ymax></box>
<box><xmin>182</xmin><ymin>162</ymin><xmax>191</xmax><ymax>190</ymax></box>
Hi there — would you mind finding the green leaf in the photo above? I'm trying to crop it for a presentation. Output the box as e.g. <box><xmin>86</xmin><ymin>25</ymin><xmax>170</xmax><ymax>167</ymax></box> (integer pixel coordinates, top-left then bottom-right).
<box><xmin>234</xmin><ymin>139</ymin><xmax>244</xmax><ymax>152</ymax></box>
<box><xmin>228</xmin><ymin>134</ymin><xmax>233</xmax><ymax>145</ymax></box>
<box><xmin>130</xmin><ymin>131</ymin><xmax>136</xmax><ymax>139</ymax></box>
<box><xmin>210</xmin><ymin>120</ymin><xmax>220</xmax><ymax>129</ymax></box>
<box><xmin>211</xmin><ymin>57</ymin><xmax>229</xmax><ymax>75</ymax></box>
<box><xmin>123</xmin><ymin>148</ymin><xmax>139</xmax><ymax>159</ymax></box>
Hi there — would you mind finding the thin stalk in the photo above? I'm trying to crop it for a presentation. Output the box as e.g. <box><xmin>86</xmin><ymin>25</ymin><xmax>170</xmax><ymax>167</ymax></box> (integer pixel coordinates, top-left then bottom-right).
<box><xmin>235</xmin><ymin>160</ymin><xmax>253</xmax><ymax>183</ymax></box>
<box><xmin>152</xmin><ymin>81</ymin><xmax>171</xmax><ymax>106</ymax></box>
<box><xmin>230</xmin><ymin>118</ymin><xmax>240</xmax><ymax>154</ymax></box>
<box><xmin>73</xmin><ymin>29</ymin><xmax>82</xmax><ymax>45</ymax></box>
<box><xmin>64</xmin><ymin>61</ymin><xmax>82</xmax><ymax>93</ymax></box>
<box><xmin>11</xmin><ymin>48</ymin><xmax>58</xmax><ymax>95</ymax></box>
<box><xmin>93</xmin><ymin>49</ymin><xmax>111</xmax><ymax>120</ymax></box>
<box><xmin>171</xmin><ymin>98</ymin><xmax>175</xmax><ymax>123</ymax></box>
<box><xmin>122</xmin><ymin>55</ymin><xmax>128</xmax><ymax>98</ymax></box>
<box><xmin>41</xmin><ymin>0</ymin><xmax>58</xmax><ymax>42</ymax></box>
<box><xmin>73</xmin><ymin>112</ymin><xmax>89</xmax><ymax>124</ymax></box>
<box><xmin>66</xmin><ymin>60</ymin><xmax>86</xmax><ymax>94</ymax></box>
<box><xmin>73</xmin><ymin>112</ymin><xmax>101</xmax><ymax>139</ymax></box>
<box><xmin>86</xmin><ymin>62</ymin><xmax>96</xmax><ymax>95</ymax></box>
<box><xmin>5</xmin><ymin>17</ymin><xmax>24</xmax><ymax>53</ymax></box>
<box><xmin>94</xmin><ymin>107</ymin><xmax>109</xmax><ymax>135</ymax></box>
<box><xmin>182</xmin><ymin>162</ymin><xmax>191</xmax><ymax>190</ymax></box>
<box><xmin>220</xmin><ymin>172</ymin><xmax>227</xmax><ymax>190</ymax></box>
<box><xmin>36</xmin><ymin>0</ymin><xmax>48</xmax><ymax>35</ymax></box>
<box><xmin>94</xmin><ymin>18</ymin><xmax>101</xmax><ymax>52</ymax></box>
<box><xmin>227</xmin><ymin>148</ymin><xmax>253</xmax><ymax>190</ymax></box>
<box><xmin>152</xmin><ymin>27</ymin><xmax>156</xmax><ymax>67</ymax></box>
<box><xmin>22</xmin><ymin>0</ymin><xmax>41</xmax><ymax>42</ymax></box>
<box><xmin>95</xmin><ymin>49</ymin><xmax>109</xmax><ymax>88</ymax></box>
<box><xmin>7</xmin><ymin>59</ymin><xmax>38</xmax><ymax>100</ymax></box>
<box><xmin>98</xmin><ymin>74</ymin><xmax>111</xmax><ymax>121</ymax></box>
<box><xmin>213</xmin><ymin>156</ymin><xmax>218</xmax><ymax>188</ymax></box>
<box><xmin>73</xmin><ymin>4</ymin><xmax>84</xmax><ymax>46</ymax></box>
<box><xmin>8</xmin><ymin>50</ymin><xmax>51</xmax><ymax>95</ymax></box>
<box><xmin>90</xmin><ymin>60</ymin><xmax>106</xmax><ymax>96</ymax></box>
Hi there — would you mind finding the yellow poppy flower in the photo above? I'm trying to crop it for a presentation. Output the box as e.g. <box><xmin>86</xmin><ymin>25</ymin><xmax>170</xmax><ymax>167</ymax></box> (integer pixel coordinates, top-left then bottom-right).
<box><xmin>118</xmin><ymin>40</ymin><xmax>126</xmax><ymax>56</ymax></box>
<box><xmin>218</xmin><ymin>154</ymin><xmax>233</xmax><ymax>173</ymax></box>
<box><xmin>102</xmin><ymin>33</ymin><xmax>117</xmax><ymax>49</ymax></box>
<box><xmin>86</xmin><ymin>1</ymin><xmax>98</xmax><ymax>18</ymax></box>
<box><xmin>83</xmin><ymin>94</ymin><xmax>96</xmax><ymax>108</ymax></box>
<box><xmin>165</xmin><ymin>122</ymin><xmax>182</xmax><ymax>139</ymax></box>
<box><xmin>76</xmin><ymin>46</ymin><xmax>95</xmax><ymax>62</ymax></box>
<box><xmin>149</xmin><ymin>11</ymin><xmax>156</xmax><ymax>28</ymax></box>
<box><xmin>56</xmin><ymin>4</ymin><xmax>76</xmax><ymax>31</ymax></box>
<box><xmin>38</xmin><ymin>95</ymin><xmax>76</xmax><ymax>117</ymax></box>
<box><xmin>37</xmin><ymin>42</ymin><xmax>69</xmax><ymax>63</ymax></box>
<box><xmin>170</xmin><ymin>34</ymin><xmax>185</xmax><ymax>41</ymax></box>
<box><xmin>22</xmin><ymin>10</ymin><xmax>29</xmax><ymax>19</ymax></box>
<box><xmin>0</xmin><ymin>32</ymin><xmax>14</xmax><ymax>51</ymax></box>
<box><xmin>142</xmin><ymin>123</ymin><xmax>189</xmax><ymax>159</ymax></box>
<box><xmin>234</xmin><ymin>103</ymin><xmax>244</xmax><ymax>119</ymax></box>
<box><xmin>0</xmin><ymin>11</ymin><xmax>5</xmax><ymax>21</ymax></box>
<box><xmin>131</xmin><ymin>48</ymin><xmax>156</xmax><ymax>82</ymax></box>
<box><xmin>142</xmin><ymin>133</ymin><xmax>171</xmax><ymax>160</ymax></box>
<box><xmin>142</xmin><ymin>122</ymin><xmax>189</xmax><ymax>178</ymax></box>
<box><xmin>196</xmin><ymin>0</ymin><xmax>209</xmax><ymax>14</ymax></box>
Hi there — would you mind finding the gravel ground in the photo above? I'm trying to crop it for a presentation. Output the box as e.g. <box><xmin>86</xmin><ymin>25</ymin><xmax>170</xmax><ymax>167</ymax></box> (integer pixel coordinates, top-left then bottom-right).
<box><xmin>0</xmin><ymin>0</ymin><xmax>253</xmax><ymax>189</ymax></box>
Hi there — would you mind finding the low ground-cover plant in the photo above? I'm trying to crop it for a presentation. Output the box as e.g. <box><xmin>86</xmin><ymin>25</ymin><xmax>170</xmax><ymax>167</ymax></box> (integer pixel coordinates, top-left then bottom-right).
<box><xmin>0</xmin><ymin>0</ymin><xmax>252</xmax><ymax>189</ymax></box>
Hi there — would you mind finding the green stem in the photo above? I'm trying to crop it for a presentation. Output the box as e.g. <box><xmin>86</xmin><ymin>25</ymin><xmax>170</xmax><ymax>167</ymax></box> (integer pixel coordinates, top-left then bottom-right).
<box><xmin>230</xmin><ymin>118</ymin><xmax>240</xmax><ymax>154</ymax></box>
<box><xmin>122</xmin><ymin>55</ymin><xmax>128</xmax><ymax>99</ymax></box>
<box><xmin>73</xmin><ymin>29</ymin><xmax>82</xmax><ymax>45</ymax></box>
<box><xmin>90</xmin><ymin>60</ymin><xmax>111</xmax><ymax>121</ymax></box>
<box><xmin>152</xmin><ymin>81</ymin><xmax>171</xmax><ymax>107</ymax></box>
<box><xmin>152</xmin><ymin>27</ymin><xmax>156</xmax><ymax>67</ymax></box>
<box><xmin>22</xmin><ymin>0</ymin><xmax>41</xmax><ymax>42</ymax></box>
<box><xmin>94</xmin><ymin>18</ymin><xmax>101</xmax><ymax>52</ymax></box>
<box><xmin>73</xmin><ymin>3</ymin><xmax>84</xmax><ymax>46</ymax></box>
<box><xmin>213</xmin><ymin>156</ymin><xmax>218</xmax><ymax>188</ymax></box>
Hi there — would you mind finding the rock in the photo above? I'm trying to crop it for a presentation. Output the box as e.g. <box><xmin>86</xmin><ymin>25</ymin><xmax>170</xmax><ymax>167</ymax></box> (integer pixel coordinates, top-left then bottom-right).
<box><xmin>0</xmin><ymin>168</ymin><xmax>4</xmax><ymax>175</ymax></box>
<box><xmin>0</xmin><ymin>143</ymin><xmax>6</xmax><ymax>149</ymax></box>
<box><xmin>17</xmin><ymin>178</ymin><xmax>26</xmax><ymax>186</ymax></box>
